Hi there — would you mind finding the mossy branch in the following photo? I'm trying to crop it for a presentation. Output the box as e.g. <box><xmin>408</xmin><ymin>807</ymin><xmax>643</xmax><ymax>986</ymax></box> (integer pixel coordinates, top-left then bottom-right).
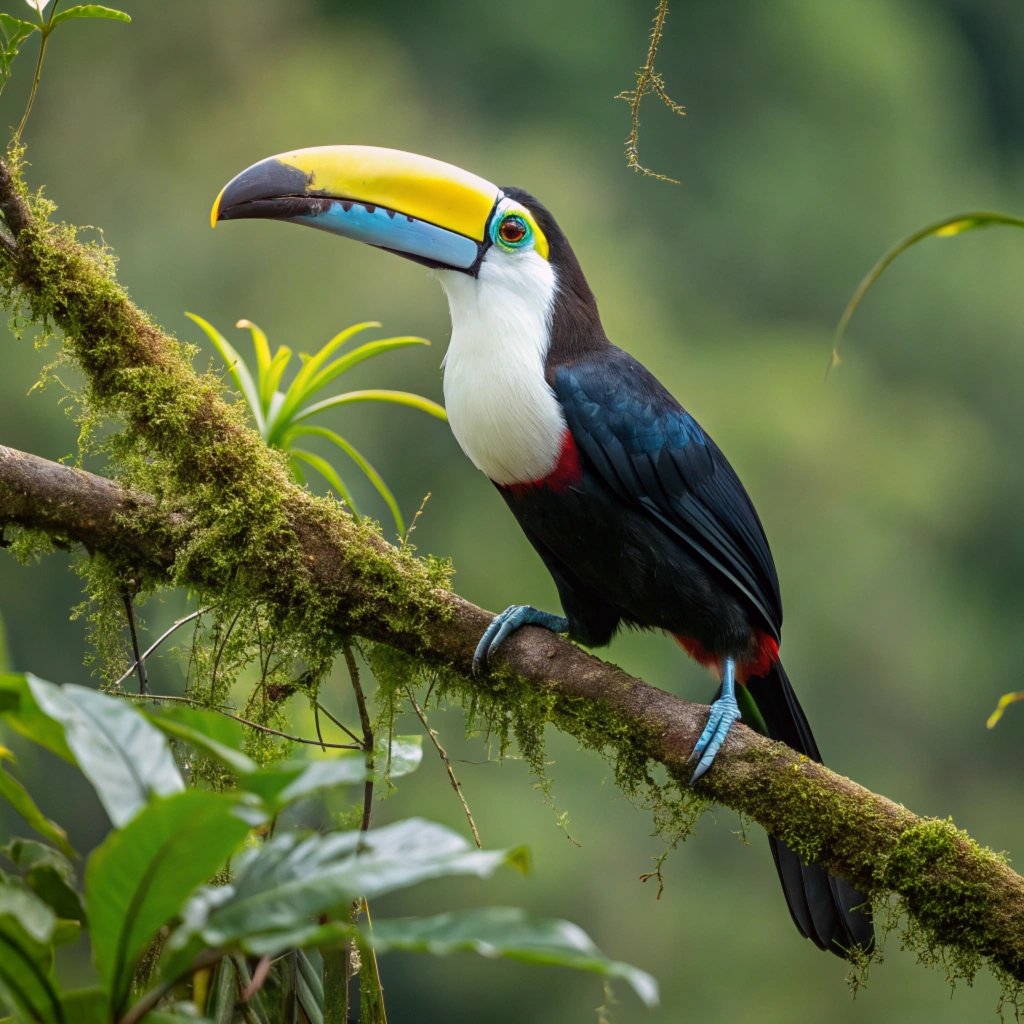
<box><xmin>2</xmin><ymin>153</ymin><xmax>1024</xmax><ymax>987</ymax></box>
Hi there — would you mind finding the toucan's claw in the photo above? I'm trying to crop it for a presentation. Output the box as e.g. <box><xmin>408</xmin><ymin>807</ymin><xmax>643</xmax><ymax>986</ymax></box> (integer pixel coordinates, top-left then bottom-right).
<box><xmin>472</xmin><ymin>604</ymin><xmax>569</xmax><ymax>676</ymax></box>
<box><xmin>687</xmin><ymin>657</ymin><xmax>741</xmax><ymax>783</ymax></box>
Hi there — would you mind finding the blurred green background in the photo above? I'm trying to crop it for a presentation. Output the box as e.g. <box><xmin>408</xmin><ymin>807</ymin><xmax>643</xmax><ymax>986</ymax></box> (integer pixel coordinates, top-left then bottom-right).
<box><xmin>2</xmin><ymin>0</ymin><xmax>1024</xmax><ymax>1020</ymax></box>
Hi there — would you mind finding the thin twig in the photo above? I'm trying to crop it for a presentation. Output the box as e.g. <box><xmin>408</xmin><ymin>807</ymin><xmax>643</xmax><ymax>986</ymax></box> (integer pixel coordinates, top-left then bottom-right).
<box><xmin>121</xmin><ymin>587</ymin><xmax>148</xmax><ymax>695</ymax></box>
<box><xmin>615</xmin><ymin>0</ymin><xmax>685</xmax><ymax>183</ymax></box>
<box><xmin>313</xmin><ymin>698</ymin><xmax>363</xmax><ymax>745</ymax></box>
<box><xmin>117</xmin><ymin>691</ymin><xmax>361</xmax><ymax>750</ymax></box>
<box><xmin>344</xmin><ymin>644</ymin><xmax>374</xmax><ymax>833</ymax></box>
<box><xmin>113</xmin><ymin>606</ymin><xmax>211</xmax><ymax>689</ymax></box>
<box><xmin>405</xmin><ymin>684</ymin><xmax>481</xmax><ymax>848</ymax></box>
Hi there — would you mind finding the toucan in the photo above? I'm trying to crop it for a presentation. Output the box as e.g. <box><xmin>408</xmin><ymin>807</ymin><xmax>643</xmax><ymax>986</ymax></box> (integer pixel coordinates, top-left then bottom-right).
<box><xmin>211</xmin><ymin>145</ymin><xmax>873</xmax><ymax>957</ymax></box>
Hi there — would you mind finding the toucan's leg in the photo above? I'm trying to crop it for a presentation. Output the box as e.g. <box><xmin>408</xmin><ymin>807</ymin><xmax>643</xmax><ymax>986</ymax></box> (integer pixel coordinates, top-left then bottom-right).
<box><xmin>473</xmin><ymin>604</ymin><xmax>569</xmax><ymax>676</ymax></box>
<box><xmin>687</xmin><ymin>657</ymin><xmax>741</xmax><ymax>782</ymax></box>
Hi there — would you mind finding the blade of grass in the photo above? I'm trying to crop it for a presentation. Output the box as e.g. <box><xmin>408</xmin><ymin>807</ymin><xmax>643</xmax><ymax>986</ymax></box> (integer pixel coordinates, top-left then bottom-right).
<box><xmin>275</xmin><ymin>322</ymin><xmax>381</xmax><ymax>427</ymax></box>
<box><xmin>187</xmin><ymin>312</ymin><xmax>264</xmax><ymax>434</ymax></box>
<box><xmin>295</xmin><ymin>390</ymin><xmax>447</xmax><ymax>424</ymax></box>
<box><xmin>306</xmin><ymin>337</ymin><xmax>430</xmax><ymax>396</ymax></box>
<box><xmin>290</xmin><ymin>448</ymin><xmax>358</xmax><ymax>514</ymax></box>
<box><xmin>829</xmin><ymin>210</ymin><xmax>1024</xmax><ymax>376</ymax></box>
<box><xmin>292</xmin><ymin>426</ymin><xmax>404</xmax><ymax>534</ymax></box>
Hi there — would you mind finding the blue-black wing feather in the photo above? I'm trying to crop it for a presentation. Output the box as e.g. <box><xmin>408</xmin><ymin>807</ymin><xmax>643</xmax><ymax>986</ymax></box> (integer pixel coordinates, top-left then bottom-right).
<box><xmin>555</xmin><ymin>347</ymin><xmax>782</xmax><ymax>638</ymax></box>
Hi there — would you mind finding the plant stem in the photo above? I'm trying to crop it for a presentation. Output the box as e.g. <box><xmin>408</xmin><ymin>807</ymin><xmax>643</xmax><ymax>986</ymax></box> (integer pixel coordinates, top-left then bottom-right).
<box><xmin>14</xmin><ymin>24</ymin><xmax>50</xmax><ymax>145</ymax></box>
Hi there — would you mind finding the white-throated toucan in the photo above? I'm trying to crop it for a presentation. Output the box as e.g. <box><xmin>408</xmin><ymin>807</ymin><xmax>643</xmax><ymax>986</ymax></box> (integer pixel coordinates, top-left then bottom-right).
<box><xmin>211</xmin><ymin>145</ymin><xmax>873</xmax><ymax>957</ymax></box>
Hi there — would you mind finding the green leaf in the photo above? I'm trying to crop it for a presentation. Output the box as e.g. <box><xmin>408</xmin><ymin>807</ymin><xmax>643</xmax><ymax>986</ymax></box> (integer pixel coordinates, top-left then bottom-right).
<box><xmin>272</xmin><ymin>322</ymin><xmax>380</xmax><ymax>430</ymax></box>
<box><xmin>0</xmin><ymin>674</ymin><xmax>75</xmax><ymax>763</ymax></box>
<box><xmin>304</xmin><ymin>336</ymin><xmax>430</xmax><ymax>398</ymax></box>
<box><xmin>165</xmin><ymin>819</ymin><xmax>523</xmax><ymax>971</ymax></box>
<box><xmin>295</xmin><ymin>388</ymin><xmax>447</xmax><ymax>424</ymax></box>
<box><xmin>831</xmin><ymin>210</ymin><xmax>1024</xmax><ymax>373</ymax></box>
<box><xmin>0</xmin><ymin>13</ymin><xmax>38</xmax><ymax>46</ymax></box>
<box><xmin>0</xmin><ymin>612</ymin><xmax>10</xmax><ymax>674</ymax></box>
<box><xmin>85</xmin><ymin>789</ymin><xmax>254</xmax><ymax>1014</ymax></box>
<box><xmin>0</xmin><ymin>883</ymin><xmax>62</xmax><ymax>1024</ymax></box>
<box><xmin>241</xmin><ymin>755</ymin><xmax>370</xmax><ymax>810</ymax></box>
<box><xmin>56</xmin><ymin>989</ymin><xmax>107</xmax><ymax>1024</ymax></box>
<box><xmin>2</xmin><ymin>839</ymin><xmax>83</xmax><ymax>921</ymax></box>
<box><xmin>377</xmin><ymin>734</ymin><xmax>422</xmax><ymax>780</ymax></box>
<box><xmin>27</xmin><ymin>677</ymin><xmax>184</xmax><ymax>827</ymax></box>
<box><xmin>369</xmin><ymin>907</ymin><xmax>659</xmax><ymax>1007</ymax></box>
<box><xmin>986</xmin><ymin>690</ymin><xmax>1024</xmax><ymax>729</ymax></box>
<box><xmin>290</xmin><ymin>427</ymin><xmax>402</xmax><ymax>533</ymax></box>
<box><xmin>188</xmin><ymin>312</ymin><xmax>265</xmax><ymax>435</ymax></box>
<box><xmin>290</xmin><ymin>447</ymin><xmax>358</xmax><ymax>513</ymax></box>
<box><xmin>50</xmin><ymin>5</ymin><xmax>131</xmax><ymax>25</ymax></box>
<box><xmin>0</xmin><ymin>763</ymin><xmax>73</xmax><ymax>856</ymax></box>
<box><xmin>144</xmin><ymin>705</ymin><xmax>257</xmax><ymax>776</ymax></box>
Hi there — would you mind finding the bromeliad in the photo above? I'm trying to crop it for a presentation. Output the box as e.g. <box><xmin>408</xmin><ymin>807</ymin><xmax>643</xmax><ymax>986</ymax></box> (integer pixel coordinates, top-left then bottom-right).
<box><xmin>211</xmin><ymin>145</ymin><xmax>873</xmax><ymax>958</ymax></box>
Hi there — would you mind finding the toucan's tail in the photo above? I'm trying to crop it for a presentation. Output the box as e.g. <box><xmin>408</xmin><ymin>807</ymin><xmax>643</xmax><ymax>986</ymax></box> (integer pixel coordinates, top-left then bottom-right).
<box><xmin>744</xmin><ymin>659</ymin><xmax>874</xmax><ymax>958</ymax></box>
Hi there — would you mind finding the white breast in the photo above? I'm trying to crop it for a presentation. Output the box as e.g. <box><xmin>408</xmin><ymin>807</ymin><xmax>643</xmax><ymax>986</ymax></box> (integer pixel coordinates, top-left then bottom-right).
<box><xmin>437</xmin><ymin>251</ymin><xmax>566</xmax><ymax>486</ymax></box>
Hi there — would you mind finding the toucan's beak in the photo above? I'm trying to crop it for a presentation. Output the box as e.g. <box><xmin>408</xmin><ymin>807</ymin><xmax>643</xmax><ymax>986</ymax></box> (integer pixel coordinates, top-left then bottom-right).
<box><xmin>211</xmin><ymin>145</ymin><xmax>500</xmax><ymax>272</ymax></box>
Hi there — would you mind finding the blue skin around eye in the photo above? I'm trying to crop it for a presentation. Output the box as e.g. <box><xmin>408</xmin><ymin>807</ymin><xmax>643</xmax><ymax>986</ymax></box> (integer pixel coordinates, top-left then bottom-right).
<box><xmin>293</xmin><ymin>201</ymin><xmax>479</xmax><ymax>269</ymax></box>
<box><xmin>491</xmin><ymin>215</ymin><xmax>531</xmax><ymax>249</ymax></box>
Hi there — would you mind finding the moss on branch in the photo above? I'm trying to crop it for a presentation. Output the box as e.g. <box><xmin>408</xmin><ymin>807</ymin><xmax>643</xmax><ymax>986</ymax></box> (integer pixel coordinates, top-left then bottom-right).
<box><xmin>2</xmin><ymin>149</ymin><xmax>1024</xmax><ymax>1001</ymax></box>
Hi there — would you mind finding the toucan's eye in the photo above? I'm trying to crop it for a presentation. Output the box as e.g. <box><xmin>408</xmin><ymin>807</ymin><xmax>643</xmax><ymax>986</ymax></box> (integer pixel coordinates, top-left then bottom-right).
<box><xmin>492</xmin><ymin>212</ymin><xmax>532</xmax><ymax>250</ymax></box>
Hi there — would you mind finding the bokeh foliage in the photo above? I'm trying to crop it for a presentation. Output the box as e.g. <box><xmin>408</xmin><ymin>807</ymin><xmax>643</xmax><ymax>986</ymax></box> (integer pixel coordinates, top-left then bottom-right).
<box><xmin>1</xmin><ymin>1</ymin><xmax>1023</xmax><ymax>1021</ymax></box>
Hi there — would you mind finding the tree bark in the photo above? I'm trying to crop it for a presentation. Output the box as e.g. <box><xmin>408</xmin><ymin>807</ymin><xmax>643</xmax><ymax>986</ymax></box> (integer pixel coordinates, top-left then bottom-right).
<box><xmin>2</xmin><ymin>154</ymin><xmax>1023</xmax><ymax>984</ymax></box>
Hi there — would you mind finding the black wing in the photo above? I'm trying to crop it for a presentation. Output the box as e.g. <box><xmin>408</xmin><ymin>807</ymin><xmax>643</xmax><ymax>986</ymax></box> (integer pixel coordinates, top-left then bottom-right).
<box><xmin>554</xmin><ymin>346</ymin><xmax>783</xmax><ymax>637</ymax></box>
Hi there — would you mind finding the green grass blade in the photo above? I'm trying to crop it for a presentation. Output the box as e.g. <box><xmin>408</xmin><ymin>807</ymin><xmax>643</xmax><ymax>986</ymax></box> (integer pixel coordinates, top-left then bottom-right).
<box><xmin>295</xmin><ymin>389</ymin><xmax>447</xmax><ymax>424</ymax></box>
<box><xmin>292</xmin><ymin>426</ymin><xmax>404</xmax><ymax>534</ymax></box>
<box><xmin>830</xmin><ymin>210</ymin><xmax>1024</xmax><ymax>375</ymax></box>
<box><xmin>277</xmin><ymin>322</ymin><xmax>382</xmax><ymax>426</ymax></box>
<box><xmin>289</xmin><ymin>448</ymin><xmax>358</xmax><ymax>514</ymax></box>
<box><xmin>235</xmin><ymin>319</ymin><xmax>272</xmax><ymax>387</ymax></box>
<box><xmin>186</xmin><ymin>312</ymin><xmax>264</xmax><ymax>434</ymax></box>
<box><xmin>307</xmin><ymin>336</ymin><xmax>430</xmax><ymax>396</ymax></box>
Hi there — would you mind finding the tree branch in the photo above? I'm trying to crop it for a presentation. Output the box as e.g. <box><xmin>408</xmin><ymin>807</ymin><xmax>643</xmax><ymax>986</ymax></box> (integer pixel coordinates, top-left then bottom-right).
<box><xmin>2</xmin><ymin>153</ymin><xmax>1023</xmax><ymax>984</ymax></box>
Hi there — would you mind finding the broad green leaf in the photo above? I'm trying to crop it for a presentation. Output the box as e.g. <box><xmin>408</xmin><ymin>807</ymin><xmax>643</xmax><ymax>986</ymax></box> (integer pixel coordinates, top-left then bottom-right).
<box><xmin>2</xmin><ymin>839</ymin><xmax>82</xmax><ymax>920</ymax></box>
<box><xmin>369</xmin><ymin>907</ymin><xmax>659</xmax><ymax>1007</ymax></box>
<box><xmin>241</xmin><ymin>755</ymin><xmax>369</xmax><ymax>809</ymax></box>
<box><xmin>830</xmin><ymin>210</ymin><xmax>1024</xmax><ymax>373</ymax></box>
<box><xmin>144</xmin><ymin>705</ymin><xmax>257</xmax><ymax>775</ymax></box>
<box><xmin>304</xmin><ymin>336</ymin><xmax>430</xmax><ymax>398</ymax></box>
<box><xmin>86</xmin><ymin>789</ymin><xmax>254</xmax><ymax>1014</ymax></box>
<box><xmin>295</xmin><ymin>388</ymin><xmax>447</xmax><ymax>424</ymax></box>
<box><xmin>378</xmin><ymin>734</ymin><xmax>422</xmax><ymax>780</ymax></box>
<box><xmin>0</xmin><ymin>764</ymin><xmax>73</xmax><ymax>856</ymax></box>
<box><xmin>290</xmin><ymin>447</ymin><xmax>358</xmax><ymax>512</ymax></box>
<box><xmin>273</xmin><ymin>322</ymin><xmax>380</xmax><ymax>428</ymax></box>
<box><xmin>0</xmin><ymin>884</ymin><xmax>62</xmax><ymax>1024</ymax></box>
<box><xmin>188</xmin><ymin>312</ymin><xmax>264</xmax><ymax>434</ymax></box>
<box><xmin>295</xmin><ymin>949</ymin><xmax>325</xmax><ymax>1024</ymax></box>
<box><xmin>0</xmin><ymin>13</ymin><xmax>37</xmax><ymax>45</ymax></box>
<box><xmin>0</xmin><ymin>674</ymin><xmax>75</xmax><ymax>763</ymax></box>
<box><xmin>291</xmin><ymin>426</ymin><xmax>402</xmax><ymax>533</ymax></box>
<box><xmin>56</xmin><ymin>988</ymin><xmax>107</xmax><ymax>1024</ymax></box>
<box><xmin>166</xmin><ymin>819</ymin><xmax>523</xmax><ymax>972</ymax></box>
<box><xmin>50</xmin><ymin>5</ymin><xmax>131</xmax><ymax>25</ymax></box>
<box><xmin>27</xmin><ymin>677</ymin><xmax>184</xmax><ymax>827</ymax></box>
<box><xmin>243</xmin><ymin>736</ymin><xmax>420</xmax><ymax>809</ymax></box>
<box><xmin>986</xmin><ymin>690</ymin><xmax>1024</xmax><ymax>729</ymax></box>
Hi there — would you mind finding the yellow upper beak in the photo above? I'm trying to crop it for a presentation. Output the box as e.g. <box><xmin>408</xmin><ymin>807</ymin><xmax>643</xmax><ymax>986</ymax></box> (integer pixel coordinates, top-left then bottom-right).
<box><xmin>211</xmin><ymin>145</ymin><xmax>507</xmax><ymax>270</ymax></box>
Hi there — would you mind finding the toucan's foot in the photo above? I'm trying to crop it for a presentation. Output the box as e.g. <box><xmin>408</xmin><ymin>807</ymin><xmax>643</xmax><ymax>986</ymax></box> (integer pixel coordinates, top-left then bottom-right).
<box><xmin>473</xmin><ymin>605</ymin><xmax>569</xmax><ymax>676</ymax></box>
<box><xmin>687</xmin><ymin>657</ymin><xmax>741</xmax><ymax>783</ymax></box>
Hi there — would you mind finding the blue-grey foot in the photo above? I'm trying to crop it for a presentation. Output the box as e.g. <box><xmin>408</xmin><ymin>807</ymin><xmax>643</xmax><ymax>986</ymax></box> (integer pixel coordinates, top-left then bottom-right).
<box><xmin>687</xmin><ymin>657</ymin><xmax>741</xmax><ymax>782</ymax></box>
<box><xmin>472</xmin><ymin>604</ymin><xmax>569</xmax><ymax>676</ymax></box>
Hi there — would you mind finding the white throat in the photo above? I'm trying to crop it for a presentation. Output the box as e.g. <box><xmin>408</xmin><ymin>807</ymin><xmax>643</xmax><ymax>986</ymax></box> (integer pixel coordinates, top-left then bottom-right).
<box><xmin>438</xmin><ymin>252</ymin><xmax>566</xmax><ymax>485</ymax></box>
